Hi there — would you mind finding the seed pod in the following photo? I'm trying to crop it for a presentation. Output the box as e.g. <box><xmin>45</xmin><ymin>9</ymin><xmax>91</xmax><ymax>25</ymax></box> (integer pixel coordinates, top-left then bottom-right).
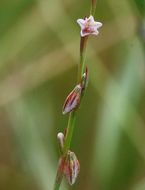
<box><xmin>63</xmin><ymin>151</ymin><xmax>80</xmax><ymax>185</ymax></box>
<box><xmin>62</xmin><ymin>84</ymin><xmax>82</xmax><ymax>114</ymax></box>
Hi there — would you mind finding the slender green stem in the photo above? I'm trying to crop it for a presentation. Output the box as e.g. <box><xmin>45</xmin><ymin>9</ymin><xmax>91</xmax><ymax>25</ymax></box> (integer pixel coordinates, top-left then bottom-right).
<box><xmin>53</xmin><ymin>38</ymin><xmax>88</xmax><ymax>190</ymax></box>
<box><xmin>53</xmin><ymin>168</ymin><xmax>63</xmax><ymax>190</ymax></box>
<box><xmin>78</xmin><ymin>36</ymin><xmax>88</xmax><ymax>82</ymax></box>
<box><xmin>90</xmin><ymin>0</ymin><xmax>97</xmax><ymax>16</ymax></box>
<box><xmin>53</xmin><ymin>113</ymin><xmax>76</xmax><ymax>190</ymax></box>
<box><xmin>53</xmin><ymin>1</ymin><xmax>97</xmax><ymax>189</ymax></box>
<box><xmin>53</xmin><ymin>179</ymin><xmax>62</xmax><ymax>190</ymax></box>
<box><xmin>63</xmin><ymin>112</ymin><xmax>76</xmax><ymax>154</ymax></box>
<box><xmin>53</xmin><ymin>157</ymin><xmax>65</xmax><ymax>190</ymax></box>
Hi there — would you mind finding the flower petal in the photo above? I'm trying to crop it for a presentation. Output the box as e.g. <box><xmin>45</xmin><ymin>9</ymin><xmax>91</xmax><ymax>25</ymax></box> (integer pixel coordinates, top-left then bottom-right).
<box><xmin>94</xmin><ymin>21</ymin><xmax>103</xmax><ymax>28</ymax></box>
<box><xmin>80</xmin><ymin>30</ymin><xmax>89</xmax><ymax>37</ymax></box>
<box><xmin>77</xmin><ymin>19</ymin><xmax>85</xmax><ymax>28</ymax></box>
<box><xmin>92</xmin><ymin>30</ymin><xmax>99</xmax><ymax>35</ymax></box>
<box><xmin>88</xmin><ymin>15</ymin><xmax>95</xmax><ymax>22</ymax></box>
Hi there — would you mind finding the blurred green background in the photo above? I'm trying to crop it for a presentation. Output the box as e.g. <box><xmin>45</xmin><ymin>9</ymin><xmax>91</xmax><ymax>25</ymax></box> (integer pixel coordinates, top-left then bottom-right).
<box><xmin>0</xmin><ymin>0</ymin><xmax>145</xmax><ymax>190</ymax></box>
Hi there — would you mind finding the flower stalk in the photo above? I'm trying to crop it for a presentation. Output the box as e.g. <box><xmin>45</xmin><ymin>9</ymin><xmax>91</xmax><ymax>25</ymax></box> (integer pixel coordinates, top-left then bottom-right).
<box><xmin>78</xmin><ymin>36</ymin><xmax>88</xmax><ymax>81</ymax></box>
<box><xmin>53</xmin><ymin>0</ymin><xmax>102</xmax><ymax>189</ymax></box>
<box><xmin>90</xmin><ymin>0</ymin><xmax>97</xmax><ymax>16</ymax></box>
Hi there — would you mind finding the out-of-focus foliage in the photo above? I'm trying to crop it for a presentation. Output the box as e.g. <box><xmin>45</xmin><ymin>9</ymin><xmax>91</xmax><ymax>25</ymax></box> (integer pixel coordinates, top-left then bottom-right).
<box><xmin>0</xmin><ymin>0</ymin><xmax>145</xmax><ymax>190</ymax></box>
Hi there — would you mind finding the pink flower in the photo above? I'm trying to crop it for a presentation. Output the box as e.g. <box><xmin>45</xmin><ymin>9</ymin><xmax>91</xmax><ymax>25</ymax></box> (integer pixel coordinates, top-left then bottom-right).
<box><xmin>77</xmin><ymin>15</ymin><xmax>103</xmax><ymax>37</ymax></box>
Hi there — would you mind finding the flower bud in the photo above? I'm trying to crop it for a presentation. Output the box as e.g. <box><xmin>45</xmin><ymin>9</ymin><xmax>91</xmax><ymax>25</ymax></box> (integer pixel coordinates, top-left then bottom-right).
<box><xmin>63</xmin><ymin>151</ymin><xmax>80</xmax><ymax>185</ymax></box>
<box><xmin>57</xmin><ymin>132</ymin><xmax>64</xmax><ymax>149</ymax></box>
<box><xmin>62</xmin><ymin>84</ymin><xmax>82</xmax><ymax>114</ymax></box>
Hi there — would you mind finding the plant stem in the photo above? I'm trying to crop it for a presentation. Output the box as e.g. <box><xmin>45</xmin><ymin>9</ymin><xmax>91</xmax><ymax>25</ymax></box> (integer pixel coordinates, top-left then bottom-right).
<box><xmin>63</xmin><ymin>112</ymin><xmax>76</xmax><ymax>155</ymax></box>
<box><xmin>78</xmin><ymin>36</ymin><xmax>88</xmax><ymax>82</ymax></box>
<box><xmin>53</xmin><ymin>113</ymin><xmax>76</xmax><ymax>190</ymax></box>
<box><xmin>53</xmin><ymin>157</ymin><xmax>65</xmax><ymax>190</ymax></box>
<box><xmin>53</xmin><ymin>168</ymin><xmax>63</xmax><ymax>190</ymax></box>
<box><xmin>90</xmin><ymin>0</ymin><xmax>97</xmax><ymax>16</ymax></box>
<box><xmin>53</xmin><ymin>1</ymin><xmax>97</xmax><ymax>189</ymax></box>
<box><xmin>53</xmin><ymin>37</ymin><xmax>88</xmax><ymax>190</ymax></box>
